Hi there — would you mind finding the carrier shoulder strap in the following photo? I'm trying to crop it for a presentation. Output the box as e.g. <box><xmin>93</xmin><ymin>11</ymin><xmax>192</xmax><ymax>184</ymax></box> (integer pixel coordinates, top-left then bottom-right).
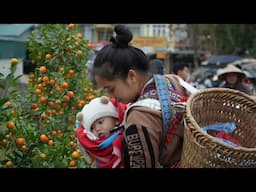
<box><xmin>153</xmin><ymin>74</ymin><xmax>172</xmax><ymax>139</ymax></box>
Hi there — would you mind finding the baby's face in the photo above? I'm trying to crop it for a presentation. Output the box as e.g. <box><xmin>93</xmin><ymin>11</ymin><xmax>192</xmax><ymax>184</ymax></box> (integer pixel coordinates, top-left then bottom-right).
<box><xmin>91</xmin><ymin>116</ymin><xmax>118</xmax><ymax>138</ymax></box>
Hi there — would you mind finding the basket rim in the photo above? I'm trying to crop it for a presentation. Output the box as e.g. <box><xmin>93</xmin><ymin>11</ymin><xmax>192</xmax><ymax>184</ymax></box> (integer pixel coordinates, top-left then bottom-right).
<box><xmin>186</xmin><ymin>87</ymin><xmax>256</xmax><ymax>152</ymax></box>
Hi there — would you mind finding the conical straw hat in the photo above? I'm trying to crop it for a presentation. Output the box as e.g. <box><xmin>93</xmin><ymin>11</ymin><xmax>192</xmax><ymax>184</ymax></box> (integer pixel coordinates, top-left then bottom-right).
<box><xmin>217</xmin><ymin>64</ymin><xmax>245</xmax><ymax>80</ymax></box>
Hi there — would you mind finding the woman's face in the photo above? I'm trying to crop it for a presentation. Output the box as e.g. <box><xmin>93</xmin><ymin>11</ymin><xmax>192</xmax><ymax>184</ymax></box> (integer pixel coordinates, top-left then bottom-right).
<box><xmin>226</xmin><ymin>73</ymin><xmax>239</xmax><ymax>85</ymax></box>
<box><xmin>94</xmin><ymin>70</ymin><xmax>141</xmax><ymax>104</ymax></box>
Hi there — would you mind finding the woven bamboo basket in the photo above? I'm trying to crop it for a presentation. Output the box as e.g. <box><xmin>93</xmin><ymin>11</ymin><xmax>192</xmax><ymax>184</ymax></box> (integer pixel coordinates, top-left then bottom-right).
<box><xmin>180</xmin><ymin>88</ymin><xmax>256</xmax><ymax>168</ymax></box>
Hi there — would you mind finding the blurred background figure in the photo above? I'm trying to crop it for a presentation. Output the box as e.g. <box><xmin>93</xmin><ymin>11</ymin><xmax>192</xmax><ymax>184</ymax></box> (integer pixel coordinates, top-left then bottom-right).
<box><xmin>172</xmin><ymin>63</ymin><xmax>190</xmax><ymax>81</ymax></box>
<box><xmin>241</xmin><ymin>70</ymin><xmax>256</xmax><ymax>95</ymax></box>
<box><xmin>87</xmin><ymin>50</ymin><xmax>97</xmax><ymax>80</ymax></box>
<box><xmin>217</xmin><ymin>64</ymin><xmax>252</xmax><ymax>95</ymax></box>
<box><xmin>203</xmin><ymin>73</ymin><xmax>213</xmax><ymax>88</ymax></box>
<box><xmin>248</xmin><ymin>79</ymin><xmax>256</xmax><ymax>95</ymax></box>
<box><xmin>148</xmin><ymin>59</ymin><xmax>165</xmax><ymax>75</ymax></box>
<box><xmin>171</xmin><ymin>62</ymin><xmax>200</xmax><ymax>88</ymax></box>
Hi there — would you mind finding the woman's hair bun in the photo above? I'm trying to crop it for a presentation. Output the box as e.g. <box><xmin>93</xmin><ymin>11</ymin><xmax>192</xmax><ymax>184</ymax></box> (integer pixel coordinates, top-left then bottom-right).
<box><xmin>110</xmin><ymin>24</ymin><xmax>133</xmax><ymax>48</ymax></box>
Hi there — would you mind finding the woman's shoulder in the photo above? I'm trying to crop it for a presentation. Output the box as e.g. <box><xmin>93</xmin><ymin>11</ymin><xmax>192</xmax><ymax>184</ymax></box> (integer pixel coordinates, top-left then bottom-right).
<box><xmin>123</xmin><ymin>99</ymin><xmax>162</xmax><ymax>126</ymax></box>
<box><xmin>124</xmin><ymin>104</ymin><xmax>162</xmax><ymax>131</ymax></box>
<box><xmin>129</xmin><ymin>98</ymin><xmax>161</xmax><ymax>111</ymax></box>
<box><xmin>124</xmin><ymin>99</ymin><xmax>161</xmax><ymax>118</ymax></box>
<box><xmin>164</xmin><ymin>74</ymin><xmax>187</xmax><ymax>95</ymax></box>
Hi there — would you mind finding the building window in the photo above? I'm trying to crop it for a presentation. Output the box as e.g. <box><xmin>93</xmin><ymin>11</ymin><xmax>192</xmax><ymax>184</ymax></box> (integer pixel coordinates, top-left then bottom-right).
<box><xmin>163</xmin><ymin>29</ymin><xmax>166</xmax><ymax>36</ymax></box>
<box><xmin>157</xmin><ymin>28</ymin><xmax>161</xmax><ymax>36</ymax></box>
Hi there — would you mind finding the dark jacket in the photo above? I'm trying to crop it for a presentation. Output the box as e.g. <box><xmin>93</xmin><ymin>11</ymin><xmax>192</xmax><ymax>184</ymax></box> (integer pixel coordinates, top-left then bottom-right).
<box><xmin>221</xmin><ymin>82</ymin><xmax>251</xmax><ymax>95</ymax></box>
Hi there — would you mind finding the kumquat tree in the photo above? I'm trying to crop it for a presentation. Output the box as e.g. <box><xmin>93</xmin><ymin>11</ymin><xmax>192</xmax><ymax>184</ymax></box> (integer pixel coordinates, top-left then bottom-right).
<box><xmin>0</xmin><ymin>24</ymin><xmax>103</xmax><ymax>168</ymax></box>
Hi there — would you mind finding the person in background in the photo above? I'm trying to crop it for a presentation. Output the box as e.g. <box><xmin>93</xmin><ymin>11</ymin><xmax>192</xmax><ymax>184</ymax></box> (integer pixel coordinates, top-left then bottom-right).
<box><xmin>172</xmin><ymin>63</ymin><xmax>190</xmax><ymax>82</ymax></box>
<box><xmin>171</xmin><ymin>62</ymin><xmax>199</xmax><ymax>89</ymax></box>
<box><xmin>242</xmin><ymin>70</ymin><xmax>256</xmax><ymax>95</ymax></box>
<box><xmin>92</xmin><ymin>24</ymin><xmax>193</xmax><ymax>168</ymax></box>
<box><xmin>217</xmin><ymin>64</ymin><xmax>252</xmax><ymax>95</ymax></box>
<box><xmin>203</xmin><ymin>73</ymin><xmax>213</xmax><ymax>88</ymax></box>
<box><xmin>148</xmin><ymin>59</ymin><xmax>165</xmax><ymax>75</ymax></box>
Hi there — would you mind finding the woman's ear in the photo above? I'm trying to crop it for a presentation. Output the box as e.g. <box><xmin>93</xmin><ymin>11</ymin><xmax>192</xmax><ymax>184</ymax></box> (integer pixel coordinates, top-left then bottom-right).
<box><xmin>76</xmin><ymin>112</ymin><xmax>83</xmax><ymax>121</ymax></box>
<box><xmin>127</xmin><ymin>69</ymin><xmax>137</xmax><ymax>82</ymax></box>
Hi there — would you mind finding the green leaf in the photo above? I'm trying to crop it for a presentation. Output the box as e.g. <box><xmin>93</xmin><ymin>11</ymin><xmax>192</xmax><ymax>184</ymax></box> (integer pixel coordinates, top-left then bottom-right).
<box><xmin>14</xmin><ymin>150</ymin><xmax>23</xmax><ymax>158</ymax></box>
<box><xmin>14</xmin><ymin>75</ymin><xmax>22</xmax><ymax>81</ymax></box>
